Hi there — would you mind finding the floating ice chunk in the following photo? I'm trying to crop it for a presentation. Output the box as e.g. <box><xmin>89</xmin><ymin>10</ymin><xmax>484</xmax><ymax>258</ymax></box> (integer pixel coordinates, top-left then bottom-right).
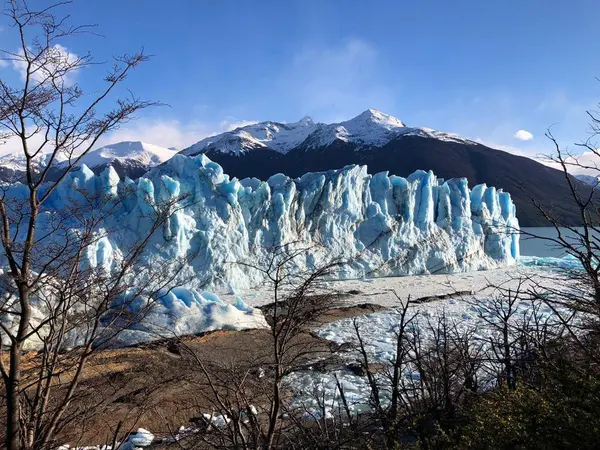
<box><xmin>234</xmin><ymin>297</ymin><xmax>254</xmax><ymax>313</ymax></box>
<box><xmin>203</xmin><ymin>413</ymin><xmax>231</xmax><ymax>429</ymax></box>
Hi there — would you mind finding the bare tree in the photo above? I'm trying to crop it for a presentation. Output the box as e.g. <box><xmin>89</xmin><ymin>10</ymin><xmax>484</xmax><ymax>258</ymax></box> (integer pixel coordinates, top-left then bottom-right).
<box><xmin>170</xmin><ymin>243</ymin><xmax>344</xmax><ymax>450</ymax></box>
<box><xmin>340</xmin><ymin>295</ymin><xmax>484</xmax><ymax>448</ymax></box>
<box><xmin>0</xmin><ymin>2</ymin><xmax>175</xmax><ymax>449</ymax></box>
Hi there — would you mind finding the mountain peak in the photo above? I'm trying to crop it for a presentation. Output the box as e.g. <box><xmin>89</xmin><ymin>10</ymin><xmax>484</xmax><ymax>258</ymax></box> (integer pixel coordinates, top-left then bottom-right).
<box><xmin>351</xmin><ymin>109</ymin><xmax>406</xmax><ymax>129</ymax></box>
<box><xmin>185</xmin><ymin>116</ymin><xmax>321</xmax><ymax>156</ymax></box>
<box><xmin>298</xmin><ymin>116</ymin><xmax>314</xmax><ymax>125</ymax></box>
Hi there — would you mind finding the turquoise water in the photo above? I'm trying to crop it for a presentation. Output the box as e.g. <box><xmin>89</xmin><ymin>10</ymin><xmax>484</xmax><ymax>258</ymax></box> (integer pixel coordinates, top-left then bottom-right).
<box><xmin>519</xmin><ymin>227</ymin><xmax>592</xmax><ymax>258</ymax></box>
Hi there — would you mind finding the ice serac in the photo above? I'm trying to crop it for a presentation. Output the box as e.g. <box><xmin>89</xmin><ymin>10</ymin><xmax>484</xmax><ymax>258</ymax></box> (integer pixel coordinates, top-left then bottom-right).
<box><xmin>34</xmin><ymin>153</ymin><xmax>519</xmax><ymax>292</ymax></box>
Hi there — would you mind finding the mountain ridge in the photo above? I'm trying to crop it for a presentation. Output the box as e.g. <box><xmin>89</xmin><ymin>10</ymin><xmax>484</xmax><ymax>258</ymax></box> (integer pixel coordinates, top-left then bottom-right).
<box><xmin>183</xmin><ymin>109</ymin><xmax>475</xmax><ymax>158</ymax></box>
<box><xmin>0</xmin><ymin>110</ymin><xmax>589</xmax><ymax>226</ymax></box>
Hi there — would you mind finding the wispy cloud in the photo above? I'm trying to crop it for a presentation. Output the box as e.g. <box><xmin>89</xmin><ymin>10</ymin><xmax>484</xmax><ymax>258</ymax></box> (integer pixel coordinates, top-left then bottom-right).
<box><xmin>277</xmin><ymin>39</ymin><xmax>395</xmax><ymax>122</ymax></box>
<box><xmin>10</xmin><ymin>44</ymin><xmax>80</xmax><ymax>85</ymax></box>
<box><xmin>220</xmin><ymin>120</ymin><xmax>258</xmax><ymax>132</ymax></box>
<box><xmin>0</xmin><ymin>116</ymin><xmax>257</xmax><ymax>156</ymax></box>
<box><xmin>514</xmin><ymin>129</ymin><xmax>534</xmax><ymax>141</ymax></box>
<box><xmin>95</xmin><ymin>117</ymin><xmax>257</xmax><ymax>151</ymax></box>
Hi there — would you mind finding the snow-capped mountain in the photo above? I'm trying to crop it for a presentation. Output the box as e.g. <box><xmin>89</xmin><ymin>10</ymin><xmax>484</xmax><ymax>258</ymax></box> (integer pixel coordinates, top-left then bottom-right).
<box><xmin>183</xmin><ymin>109</ymin><xmax>473</xmax><ymax>157</ymax></box>
<box><xmin>72</xmin><ymin>141</ymin><xmax>176</xmax><ymax>169</ymax></box>
<box><xmin>575</xmin><ymin>174</ymin><xmax>600</xmax><ymax>186</ymax></box>
<box><xmin>180</xmin><ymin>109</ymin><xmax>590</xmax><ymax>227</ymax></box>
<box><xmin>0</xmin><ymin>151</ymin><xmax>68</xmax><ymax>179</ymax></box>
<box><xmin>0</xmin><ymin>141</ymin><xmax>176</xmax><ymax>183</ymax></box>
<box><xmin>298</xmin><ymin>109</ymin><xmax>473</xmax><ymax>149</ymax></box>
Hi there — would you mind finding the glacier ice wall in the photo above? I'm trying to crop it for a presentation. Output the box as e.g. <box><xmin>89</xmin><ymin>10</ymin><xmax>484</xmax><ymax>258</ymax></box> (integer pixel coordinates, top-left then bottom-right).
<box><xmin>11</xmin><ymin>154</ymin><xmax>520</xmax><ymax>292</ymax></box>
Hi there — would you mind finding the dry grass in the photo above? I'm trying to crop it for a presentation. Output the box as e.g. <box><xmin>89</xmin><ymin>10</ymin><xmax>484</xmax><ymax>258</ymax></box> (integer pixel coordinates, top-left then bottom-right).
<box><xmin>0</xmin><ymin>302</ymin><xmax>388</xmax><ymax>447</ymax></box>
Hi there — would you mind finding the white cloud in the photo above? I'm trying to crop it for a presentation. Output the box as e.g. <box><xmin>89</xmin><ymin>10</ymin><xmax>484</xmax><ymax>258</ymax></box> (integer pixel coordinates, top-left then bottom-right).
<box><xmin>552</xmin><ymin>150</ymin><xmax>600</xmax><ymax>176</ymax></box>
<box><xmin>0</xmin><ymin>131</ymin><xmax>54</xmax><ymax>157</ymax></box>
<box><xmin>220</xmin><ymin>119</ymin><xmax>258</xmax><ymax>132</ymax></box>
<box><xmin>0</xmin><ymin>117</ymin><xmax>257</xmax><ymax>157</ymax></box>
<box><xmin>95</xmin><ymin>117</ymin><xmax>257</xmax><ymax>152</ymax></box>
<box><xmin>513</xmin><ymin>129</ymin><xmax>534</xmax><ymax>141</ymax></box>
<box><xmin>11</xmin><ymin>44</ymin><xmax>80</xmax><ymax>85</ymax></box>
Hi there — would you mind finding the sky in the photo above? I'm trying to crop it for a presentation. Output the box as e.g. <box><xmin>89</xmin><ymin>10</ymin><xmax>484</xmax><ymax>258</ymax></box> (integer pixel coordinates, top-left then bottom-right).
<box><xmin>1</xmin><ymin>0</ymin><xmax>600</xmax><ymax>161</ymax></box>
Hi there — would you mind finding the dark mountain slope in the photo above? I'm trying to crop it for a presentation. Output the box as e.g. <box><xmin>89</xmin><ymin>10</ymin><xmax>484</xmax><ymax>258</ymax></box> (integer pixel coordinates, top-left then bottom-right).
<box><xmin>204</xmin><ymin>136</ymin><xmax>586</xmax><ymax>227</ymax></box>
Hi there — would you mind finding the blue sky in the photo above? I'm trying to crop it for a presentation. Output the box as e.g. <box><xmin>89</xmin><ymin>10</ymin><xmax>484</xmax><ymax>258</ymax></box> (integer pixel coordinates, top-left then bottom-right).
<box><xmin>1</xmin><ymin>0</ymin><xmax>600</xmax><ymax>156</ymax></box>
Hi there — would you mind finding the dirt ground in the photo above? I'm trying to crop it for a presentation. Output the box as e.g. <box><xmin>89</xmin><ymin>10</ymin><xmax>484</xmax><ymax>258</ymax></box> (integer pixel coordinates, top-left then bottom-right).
<box><xmin>19</xmin><ymin>302</ymin><xmax>387</xmax><ymax>447</ymax></box>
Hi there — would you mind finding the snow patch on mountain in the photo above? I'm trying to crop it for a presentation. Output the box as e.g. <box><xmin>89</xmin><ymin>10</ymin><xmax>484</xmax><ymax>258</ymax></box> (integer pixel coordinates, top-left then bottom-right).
<box><xmin>0</xmin><ymin>151</ymin><xmax>67</xmax><ymax>174</ymax></box>
<box><xmin>182</xmin><ymin>109</ymin><xmax>476</xmax><ymax>157</ymax></box>
<box><xmin>186</xmin><ymin>116</ymin><xmax>318</xmax><ymax>156</ymax></box>
<box><xmin>0</xmin><ymin>141</ymin><xmax>176</xmax><ymax>181</ymax></box>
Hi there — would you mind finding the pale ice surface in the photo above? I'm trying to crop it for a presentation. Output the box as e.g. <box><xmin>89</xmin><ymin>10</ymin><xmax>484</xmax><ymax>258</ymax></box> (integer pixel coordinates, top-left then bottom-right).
<box><xmin>220</xmin><ymin>263</ymin><xmax>545</xmax><ymax>309</ymax></box>
<box><xmin>98</xmin><ymin>288</ymin><xmax>268</xmax><ymax>348</ymax></box>
<box><xmin>0</xmin><ymin>280</ymin><xmax>268</xmax><ymax>351</ymax></box>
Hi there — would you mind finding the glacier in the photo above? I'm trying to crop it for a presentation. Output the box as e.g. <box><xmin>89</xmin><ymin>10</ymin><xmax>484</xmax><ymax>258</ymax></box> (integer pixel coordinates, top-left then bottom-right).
<box><xmin>0</xmin><ymin>153</ymin><xmax>519</xmax><ymax>347</ymax></box>
<box><xmin>30</xmin><ymin>152</ymin><xmax>519</xmax><ymax>291</ymax></box>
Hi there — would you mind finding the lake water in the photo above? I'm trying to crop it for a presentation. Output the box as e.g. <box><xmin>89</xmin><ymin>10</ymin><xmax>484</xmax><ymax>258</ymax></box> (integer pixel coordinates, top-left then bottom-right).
<box><xmin>519</xmin><ymin>227</ymin><xmax>591</xmax><ymax>258</ymax></box>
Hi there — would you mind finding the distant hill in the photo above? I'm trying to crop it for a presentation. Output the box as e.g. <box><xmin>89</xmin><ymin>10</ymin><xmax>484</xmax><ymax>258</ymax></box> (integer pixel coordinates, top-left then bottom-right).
<box><xmin>0</xmin><ymin>141</ymin><xmax>176</xmax><ymax>182</ymax></box>
<box><xmin>576</xmin><ymin>174</ymin><xmax>600</xmax><ymax>187</ymax></box>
